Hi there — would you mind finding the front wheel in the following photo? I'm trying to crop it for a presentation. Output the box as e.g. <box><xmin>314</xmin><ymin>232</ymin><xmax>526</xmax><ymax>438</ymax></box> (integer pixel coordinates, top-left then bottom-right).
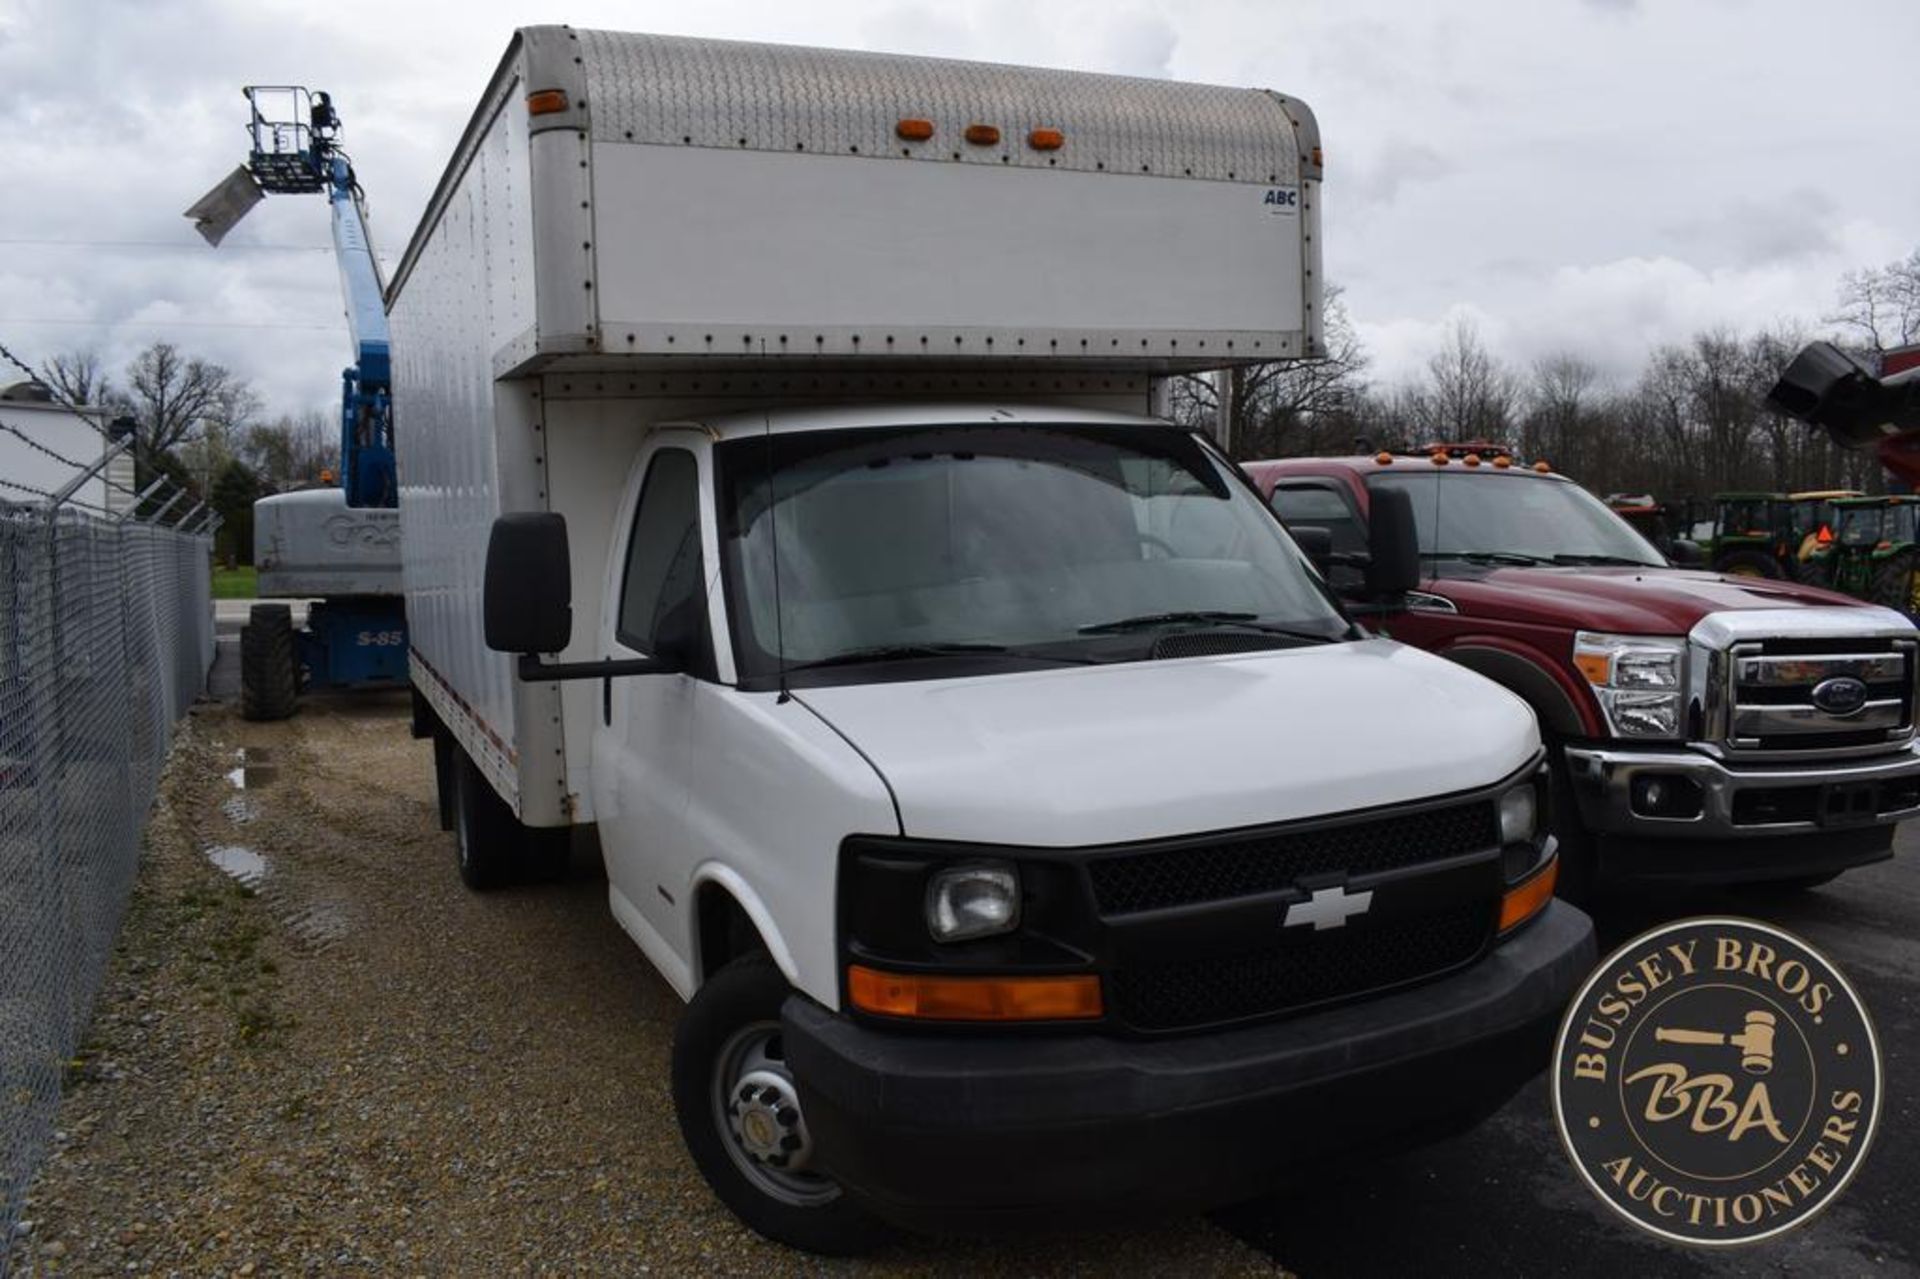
<box><xmin>670</xmin><ymin>957</ymin><xmax>888</xmax><ymax>1256</ymax></box>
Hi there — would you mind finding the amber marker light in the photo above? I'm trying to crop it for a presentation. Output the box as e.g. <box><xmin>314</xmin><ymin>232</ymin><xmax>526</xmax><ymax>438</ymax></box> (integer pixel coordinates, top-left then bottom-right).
<box><xmin>1028</xmin><ymin>127</ymin><xmax>1065</xmax><ymax>150</ymax></box>
<box><xmin>1463</xmin><ymin>453</ymin><xmax>1482</xmax><ymax>467</ymax></box>
<box><xmin>1499</xmin><ymin>860</ymin><xmax>1558</xmax><ymax>933</ymax></box>
<box><xmin>896</xmin><ymin>118</ymin><xmax>935</xmax><ymax>141</ymax></box>
<box><xmin>1573</xmin><ymin>650</ymin><xmax>1612</xmax><ymax>685</ymax></box>
<box><xmin>847</xmin><ymin>966</ymin><xmax>1102</xmax><ymax>1021</ymax></box>
<box><xmin>964</xmin><ymin>123</ymin><xmax>1001</xmax><ymax>146</ymax></box>
<box><xmin>1375</xmin><ymin>451</ymin><xmax>1394</xmax><ymax>465</ymax></box>
<box><xmin>1430</xmin><ymin>451</ymin><xmax>1449</xmax><ymax>466</ymax></box>
<box><xmin>527</xmin><ymin>89</ymin><xmax>570</xmax><ymax>116</ymax></box>
<box><xmin>1493</xmin><ymin>455</ymin><xmax>1513</xmax><ymax>469</ymax></box>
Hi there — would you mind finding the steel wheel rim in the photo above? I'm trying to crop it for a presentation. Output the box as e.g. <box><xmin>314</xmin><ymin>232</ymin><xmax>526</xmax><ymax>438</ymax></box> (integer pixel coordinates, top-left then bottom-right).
<box><xmin>710</xmin><ymin>1020</ymin><xmax>839</xmax><ymax>1207</ymax></box>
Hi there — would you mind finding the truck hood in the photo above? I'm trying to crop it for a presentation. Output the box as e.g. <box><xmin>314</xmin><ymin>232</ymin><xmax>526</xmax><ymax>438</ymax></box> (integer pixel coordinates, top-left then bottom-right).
<box><xmin>794</xmin><ymin>639</ymin><xmax>1538</xmax><ymax>846</ymax></box>
<box><xmin>1426</xmin><ymin>566</ymin><xmax>1889</xmax><ymax>634</ymax></box>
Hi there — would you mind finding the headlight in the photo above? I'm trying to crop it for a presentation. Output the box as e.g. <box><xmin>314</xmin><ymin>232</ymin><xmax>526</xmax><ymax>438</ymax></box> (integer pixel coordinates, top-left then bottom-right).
<box><xmin>926</xmin><ymin>863</ymin><xmax>1020</xmax><ymax>942</ymax></box>
<box><xmin>1573</xmin><ymin>631</ymin><xmax>1686</xmax><ymax>739</ymax></box>
<box><xmin>1497</xmin><ymin>784</ymin><xmax>1538</xmax><ymax>845</ymax></box>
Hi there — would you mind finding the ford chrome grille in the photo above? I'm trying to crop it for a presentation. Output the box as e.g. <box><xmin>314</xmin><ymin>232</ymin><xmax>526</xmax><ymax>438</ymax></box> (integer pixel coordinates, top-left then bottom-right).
<box><xmin>1724</xmin><ymin>638</ymin><xmax>1917</xmax><ymax>754</ymax></box>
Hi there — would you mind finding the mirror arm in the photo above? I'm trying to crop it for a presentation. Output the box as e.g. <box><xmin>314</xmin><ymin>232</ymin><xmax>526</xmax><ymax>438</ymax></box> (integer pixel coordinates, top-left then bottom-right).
<box><xmin>517</xmin><ymin>654</ymin><xmax>671</xmax><ymax>682</ymax></box>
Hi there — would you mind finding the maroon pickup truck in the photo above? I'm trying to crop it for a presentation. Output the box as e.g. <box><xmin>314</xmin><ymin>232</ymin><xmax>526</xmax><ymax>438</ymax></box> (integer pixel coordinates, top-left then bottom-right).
<box><xmin>1245</xmin><ymin>451</ymin><xmax>1920</xmax><ymax>897</ymax></box>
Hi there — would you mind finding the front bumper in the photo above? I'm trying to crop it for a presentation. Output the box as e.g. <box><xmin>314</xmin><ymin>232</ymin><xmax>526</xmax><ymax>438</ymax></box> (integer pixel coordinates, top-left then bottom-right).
<box><xmin>782</xmin><ymin>901</ymin><xmax>1595</xmax><ymax>1233</ymax></box>
<box><xmin>1562</xmin><ymin>739</ymin><xmax>1920</xmax><ymax>838</ymax></box>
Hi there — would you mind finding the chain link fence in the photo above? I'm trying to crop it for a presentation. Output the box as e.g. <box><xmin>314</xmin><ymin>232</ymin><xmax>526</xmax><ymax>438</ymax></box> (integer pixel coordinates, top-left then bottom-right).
<box><xmin>0</xmin><ymin>497</ymin><xmax>214</xmax><ymax>1254</ymax></box>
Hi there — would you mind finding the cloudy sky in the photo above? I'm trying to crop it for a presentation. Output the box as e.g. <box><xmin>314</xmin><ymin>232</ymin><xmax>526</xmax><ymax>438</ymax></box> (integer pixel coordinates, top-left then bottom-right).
<box><xmin>0</xmin><ymin>0</ymin><xmax>1914</xmax><ymax>419</ymax></box>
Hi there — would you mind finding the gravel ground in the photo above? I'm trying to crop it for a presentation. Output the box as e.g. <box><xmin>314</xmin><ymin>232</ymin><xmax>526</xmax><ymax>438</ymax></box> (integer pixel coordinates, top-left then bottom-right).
<box><xmin>5</xmin><ymin>692</ymin><xmax>1280</xmax><ymax>1276</ymax></box>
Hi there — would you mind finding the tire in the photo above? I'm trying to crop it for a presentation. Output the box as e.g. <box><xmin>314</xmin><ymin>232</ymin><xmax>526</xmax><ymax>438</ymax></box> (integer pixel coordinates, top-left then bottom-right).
<box><xmin>239</xmin><ymin>604</ymin><xmax>298</xmax><ymax>721</ymax></box>
<box><xmin>1749</xmin><ymin>871</ymin><xmax>1842</xmax><ymax>893</ymax></box>
<box><xmin>1869</xmin><ymin>549</ymin><xmax>1919</xmax><ymax>614</ymax></box>
<box><xmin>1715</xmin><ymin>548</ymin><xmax>1783</xmax><ymax>580</ymax></box>
<box><xmin>451</xmin><ymin>748</ymin><xmax>523</xmax><ymax>891</ymax></box>
<box><xmin>671</xmin><ymin>956</ymin><xmax>889</xmax><ymax>1256</ymax></box>
<box><xmin>1547</xmin><ymin>746</ymin><xmax>1599</xmax><ymax>907</ymax></box>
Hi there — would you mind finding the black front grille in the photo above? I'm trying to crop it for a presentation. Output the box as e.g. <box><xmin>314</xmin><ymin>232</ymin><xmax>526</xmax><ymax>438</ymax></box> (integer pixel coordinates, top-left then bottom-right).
<box><xmin>1086</xmin><ymin>800</ymin><xmax>1500</xmax><ymax>915</ymax></box>
<box><xmin>1110</xmin><ymin>903</ymin><xmax>1494</xmax><ymax>1031</ymax></box>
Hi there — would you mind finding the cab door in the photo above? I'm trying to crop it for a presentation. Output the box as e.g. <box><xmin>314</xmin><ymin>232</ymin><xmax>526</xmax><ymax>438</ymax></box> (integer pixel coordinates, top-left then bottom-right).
<box><xmin>590</xmin><ymin>437</ymin><xmax>721</xmax><ymax>977</ymax></box>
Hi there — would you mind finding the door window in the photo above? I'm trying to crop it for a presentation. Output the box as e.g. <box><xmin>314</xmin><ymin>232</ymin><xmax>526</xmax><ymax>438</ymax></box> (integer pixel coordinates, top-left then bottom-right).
<box><xmin>616</xmin><ymin>449</ymin><xmax>706</xmax><ymax>656</ymax></box>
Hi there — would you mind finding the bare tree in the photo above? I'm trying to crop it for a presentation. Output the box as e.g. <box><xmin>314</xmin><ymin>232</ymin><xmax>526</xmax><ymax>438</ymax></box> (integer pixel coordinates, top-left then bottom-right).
<box><xmin>241</xmin><ymin>410</ymin><xmax>340</xmax><ymax>490</ymax></box>
<box><xmin>124</xmin><ymin>342</ymin><xmax>260</xmax><ymax>457</ymax></box>
<box><xmin>43</xmin><ymin>349</ymin><xmax>112</xmax><ymax>407</ymax></box>
<box><xmin>1420</xmin><ymin>317</ymin><xmax>1518</xmax><ymax>442</ymax></box>
<box><xmin>1828</xmin><ymin>248</ymin><xmax>1920</xmax><ymax>355</ymax></box>
<box><xmin>1168</xmin><ymin>285</ymin><xmax>1371</xmax><ymax>458</ymax></box>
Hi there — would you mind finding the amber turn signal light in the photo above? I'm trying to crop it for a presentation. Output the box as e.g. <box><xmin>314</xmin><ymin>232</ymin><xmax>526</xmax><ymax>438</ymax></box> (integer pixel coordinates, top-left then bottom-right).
<box><xmin>527</xmin><ymin>89</ymin><xmax>570</xmax><ymax>116</ymax></box>
<box><xmin>896</xmin><ymin>118</ymin><xmax>935</xmax><ymax>141</ymax></box>
<box><xmin>1499</xmin><ymin>860</ymin><xmax>1558</xmax><ymax>933</ymax></box>
<box><xmin>1028</xmin><ymin>127</ymin><xmax>1065</xmax><ymax>151</ymax></box>
<box><xmin>847</xmin><ymin>966</ymin><xmax>1102</xmax><ymax>1021</ymax></box>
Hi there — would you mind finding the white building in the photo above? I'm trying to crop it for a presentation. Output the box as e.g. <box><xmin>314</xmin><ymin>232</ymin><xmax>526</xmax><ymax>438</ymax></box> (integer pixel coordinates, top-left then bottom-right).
<box><xmin>0</xmin><ymin>381</ymin><xmax>136</xmax><ymax>514</ymax></box>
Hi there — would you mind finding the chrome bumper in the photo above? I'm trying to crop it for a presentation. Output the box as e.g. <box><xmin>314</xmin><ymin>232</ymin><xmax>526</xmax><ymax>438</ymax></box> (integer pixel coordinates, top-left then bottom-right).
<box><xmin>1562</xmin><ymin>740</ymin><xmax>1920</xmax><ymax>838</ymax></box>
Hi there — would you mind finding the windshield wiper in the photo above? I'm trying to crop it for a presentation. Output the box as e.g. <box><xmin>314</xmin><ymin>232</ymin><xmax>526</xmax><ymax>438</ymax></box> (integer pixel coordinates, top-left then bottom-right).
<box><xmin>1077</xmin><ymin>611</ymin><xmax>1336</xmax><ymax>643</ymax></box>
<box><xmin>1549</xmin><ymin>553</ymin><xmax>1662</xmax><ymax>567</ymax></box>
<box><xmin>1422</xmin><ymin>550</ymin><xmax>1550</xmax><ymax>567</ymax></box>
<box><xmin>786</xmin><ymin>642</ymin><xmax>1102</xmax><ymax>672</ymax></box>
<box><xmin>786</xmin><ymin>642</ymin><xmax>1009</xmax><ymax>671</ymax></box>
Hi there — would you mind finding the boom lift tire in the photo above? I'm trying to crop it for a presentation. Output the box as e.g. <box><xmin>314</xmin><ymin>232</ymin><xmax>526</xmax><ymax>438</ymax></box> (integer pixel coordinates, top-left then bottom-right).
<box><xmin>451</xmin><ymin>747</ymin><xmax>523</xmax><ymax>891</ymax></box>
<box><xmin>671</xmin><ymin>955</ymin><xmax>889</xmax><ymax>1256</ymax></box>
<box><xmin>239</xmin><ymin>604</ymin><xmax>298</xmax><ymax>722</ymax></box>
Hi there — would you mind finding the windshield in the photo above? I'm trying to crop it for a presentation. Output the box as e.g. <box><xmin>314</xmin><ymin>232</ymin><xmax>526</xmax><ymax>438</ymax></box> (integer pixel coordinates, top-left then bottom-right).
<box><xmin>1837</xmin><ymin>506</ymin><xmax>1884</xmax><ymax>547</ymax></box>
<box><xmin>1369</xmin><ymin>471</ymin><xmax>1667</xmax><ymax>570</ymax></box>
<box><xmin>714</xmin><ymin>423</ymin><xmax>1347</xmax><ymax>683</ymax></box>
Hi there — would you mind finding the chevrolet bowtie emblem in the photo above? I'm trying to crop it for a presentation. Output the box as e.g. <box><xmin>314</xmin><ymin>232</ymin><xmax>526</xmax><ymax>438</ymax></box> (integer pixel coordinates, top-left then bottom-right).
<box><xmin>1283</xmin><ymin>885</ymin><xmax>1375</xmax><ymax>931</ymax></box>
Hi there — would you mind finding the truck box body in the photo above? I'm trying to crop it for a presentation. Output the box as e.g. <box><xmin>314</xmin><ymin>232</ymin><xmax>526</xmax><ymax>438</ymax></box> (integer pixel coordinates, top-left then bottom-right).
<box><xmin>391</xmin><ymin>27</ymin><xmax>1324</xmax><ymax>825</ymax></box>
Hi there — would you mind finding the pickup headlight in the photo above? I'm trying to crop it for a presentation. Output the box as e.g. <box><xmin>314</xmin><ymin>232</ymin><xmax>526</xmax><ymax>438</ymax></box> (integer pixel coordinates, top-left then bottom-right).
<box><xmin>926</xmin><ymin>863</ymin><xmax>1020</xmax><ymax>942</ymax></box>
<box><xmin>1573</xmin><ymin>632</ymin><xmax>1686</xmax><ymax>739</ymax></box>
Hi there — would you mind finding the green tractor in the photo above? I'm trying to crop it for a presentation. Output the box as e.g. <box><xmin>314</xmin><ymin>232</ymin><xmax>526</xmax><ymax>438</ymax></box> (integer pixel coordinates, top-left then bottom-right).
<box><xmin>1688</xmin><ymin>489</ymin><xmax>1861</xmax><ymax>581</ymax></box>
<box><xmin>1700</xmin><ymin>491</ymin><xmax>1793</xmax><ymax>578</ymax></box>
<box><xmin>1806</xmin><ymin>495</ymin><xmax>1920</xmax><ymax>616</ymax></box>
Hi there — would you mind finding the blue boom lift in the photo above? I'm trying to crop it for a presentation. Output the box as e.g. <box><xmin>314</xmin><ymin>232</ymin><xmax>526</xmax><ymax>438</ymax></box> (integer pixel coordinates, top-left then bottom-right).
<box><xmin>188</xmin><ymin>87</ymin><xmax>406</xmax><ymax>719</ymax></box>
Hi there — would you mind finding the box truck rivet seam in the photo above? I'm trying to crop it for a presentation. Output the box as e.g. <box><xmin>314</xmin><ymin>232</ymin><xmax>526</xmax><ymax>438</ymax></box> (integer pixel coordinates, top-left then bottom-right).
<box><xmin>392</xmin><ymin>26</ymin><xmax>1596</xmax><ymax>1253</ymax></box>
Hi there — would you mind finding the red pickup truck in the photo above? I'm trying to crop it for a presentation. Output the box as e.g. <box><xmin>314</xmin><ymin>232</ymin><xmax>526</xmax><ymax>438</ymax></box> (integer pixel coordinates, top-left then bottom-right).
<box><xmin>1245</xmin><ymin>450</ymin><xmax>1920</xmax><ymax>898</ymax></box>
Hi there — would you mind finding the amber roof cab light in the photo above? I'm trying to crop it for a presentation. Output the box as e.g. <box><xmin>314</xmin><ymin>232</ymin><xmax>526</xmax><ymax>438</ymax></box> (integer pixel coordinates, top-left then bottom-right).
<box><xmin>847</xmin><ymin>965</ymin><xmax>1102</xmax><ymax>1021</ymax></box>
<box><xmin>896</xmin><ymin>118</ymin><xmax>935</xmax><ymax>141</ymax></box>
<box><xmin>1028</xmin><ymin>127</ymin><xmax>1065</xmax><ymax>150</ymax></box>
<box><xmin>527</xmin><ymin>89</ymin><xmax>570</xmax><ymax>116</ymax></box>
<box><xmin>964</xmin><ymin>123</ymin><xmax>1001</xmax><ymax>146</ymax></box>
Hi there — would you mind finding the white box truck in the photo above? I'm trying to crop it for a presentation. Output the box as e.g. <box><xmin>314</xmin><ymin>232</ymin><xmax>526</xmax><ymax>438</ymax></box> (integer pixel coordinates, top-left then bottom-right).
<box><xmin>391</xmin><ymin>27</ymin><xmax>1596</xmax><ymax>1253</ymax></box>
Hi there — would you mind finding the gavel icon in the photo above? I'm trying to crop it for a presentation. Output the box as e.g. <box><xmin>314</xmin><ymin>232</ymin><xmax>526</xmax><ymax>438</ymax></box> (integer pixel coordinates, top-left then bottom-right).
<box><xmin>1654</xmin><ymin>1010</ymin><xmax>1778</xmax><ymax>1075</ymax></box>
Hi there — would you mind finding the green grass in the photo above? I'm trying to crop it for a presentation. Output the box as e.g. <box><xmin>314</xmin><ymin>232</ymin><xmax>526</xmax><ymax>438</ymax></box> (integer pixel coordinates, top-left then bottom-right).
<box><xmin>211</xmin><ymin>566</ymin><xmax>259</xmax><ymax>599</ymax></box>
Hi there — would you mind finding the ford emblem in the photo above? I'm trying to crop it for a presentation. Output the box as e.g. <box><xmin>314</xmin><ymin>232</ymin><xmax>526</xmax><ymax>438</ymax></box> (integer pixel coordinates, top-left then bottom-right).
<box><xmin>1810</xmin><ymin>675</ymin><xmax>1870</xmax><ymax>716</ymax></box>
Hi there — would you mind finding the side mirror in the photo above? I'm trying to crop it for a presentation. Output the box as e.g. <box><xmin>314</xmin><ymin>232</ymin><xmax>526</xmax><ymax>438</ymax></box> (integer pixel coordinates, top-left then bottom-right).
<box><xmin>485</xmin><ymin>512</ymin><xmax>572</xmax><ymax>654</ymax></box>
<box><xmin>1365</xmin><ymin>486</ymin><xmax>1421</xmax><ymax>598</ymax></box>
<box><xmin>1668</xmin><ymin>538</ymin><xmax>1706</xmax><ymax>569</ymax></box>
<box><xmin>1290</xmin><ymin>525</ymin><xmax>1334</xmax><ymax>577</ymax></box>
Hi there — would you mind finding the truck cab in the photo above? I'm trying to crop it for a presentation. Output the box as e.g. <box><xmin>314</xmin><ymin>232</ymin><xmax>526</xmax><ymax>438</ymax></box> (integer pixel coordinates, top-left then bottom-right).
<box><xmin>1247</xmin><ymin>452</ymin><xmax>1920</xmax><ymax>896</ymax></box>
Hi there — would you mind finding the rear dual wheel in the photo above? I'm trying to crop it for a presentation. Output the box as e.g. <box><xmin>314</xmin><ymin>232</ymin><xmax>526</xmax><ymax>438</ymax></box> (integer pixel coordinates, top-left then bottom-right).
<box><xmin>445</xmin><ymin>740</ymin><xmax>568</xmax><ymax>889</ymax></box>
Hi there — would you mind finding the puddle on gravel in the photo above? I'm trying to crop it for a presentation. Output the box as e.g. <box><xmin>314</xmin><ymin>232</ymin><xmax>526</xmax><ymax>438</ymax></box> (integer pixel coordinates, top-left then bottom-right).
<box><xmin>225</xmin><ymin>747</ymin><xmax>279</xmax><ymax>791</ymax></box>
<box><xmin>204</xmin><ymin>845</ymin><xmax>269</xmax><ymax>886</ymax></box>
